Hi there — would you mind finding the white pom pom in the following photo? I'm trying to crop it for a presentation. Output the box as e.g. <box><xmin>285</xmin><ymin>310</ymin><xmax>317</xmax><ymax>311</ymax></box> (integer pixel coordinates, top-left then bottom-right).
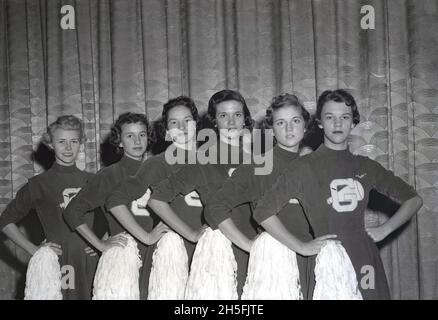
<box><xmin>24</xmin><ymin>246</ymin><xmax>62</xmax><ymax>300</ymax></box>
<box><xmin>148</xmin><ymin>231</ymin><xmax>189</xmax><ymax>299</ymax></box>
<box><xmin>184</xmin><ymin>228</ymin><xmax>238</xmax><ymax>300</ymax></box>
<box><xmin>313</xmin><ymin>241</ymin><xmax>363</xmax><ymax>300</ymax></box>
<box><xmin>92</xmin><ymin>233</ymin><xmax>141</xmax><ymax>300</ymax></box>
<box><xmin>242</xmin><ymin>232</ymin><xmax>302</xmax><ymax>300</ymax></box>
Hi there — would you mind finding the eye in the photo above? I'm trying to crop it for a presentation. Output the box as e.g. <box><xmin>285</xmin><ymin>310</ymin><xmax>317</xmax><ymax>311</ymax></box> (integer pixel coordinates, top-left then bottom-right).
<box><xmin>168</xmin><ymin>120</ymin><xmax>177</xmax><ymax>126</ymax></box>
<box><xmin>218</xmin><ymin>113</ymin><xmax>226</xmax><ymax>119</ymax></box>
<box><xmin>294</xmin><ymin>118</ymin><xmax>302</xmax><ymax>124</ymax></box>
<box><xmin>235</xmin><ymin>113</ymin><xmax>243</xmax><ymax>118</ymax></box>
<box><xmin>140</xmin><ymin>132</ymin><xmax>147</xmax><ymax>138</ymax></box>
<box><xmin>71</xmin><ymin>140</ymin><xmax>79</xmax><ymax>144</ymax></box>
<box><xmin>58</xmin><ymin>140</ymin><xmax>65</xmax><ymax>144</ymax></box>
<box><xmin>275</xmin><ymin>120</ymin><xmax>284</xmax><ymax>126</ymax></box>
<box><xmin>343</xmin><ymin>115</ymin><xmax>351</xmax><ymax>120</ymax></box>
<box><xmin>126</xmin><ymin>134</ymin><xmax>133</xmax><ymax>138</ymax></box>
<box><xmin>325</xmin><ymin>115</ymin><xmax>332</xmax><ymax>120</ymax></box>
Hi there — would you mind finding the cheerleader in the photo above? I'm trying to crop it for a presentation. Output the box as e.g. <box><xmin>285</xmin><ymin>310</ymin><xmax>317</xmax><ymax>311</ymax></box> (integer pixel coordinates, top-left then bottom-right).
<box><xmin>105</xmin><ymin>96</ymin><xmax>204</xmax><ymax>299</ymax></box>
<box><xmin>63</xmin><ymin>112</ymin><xmax>168</xmax><ymax>299</ymax></box>
<box><xmin>205</xmin><ymin>93</ymin><xmax>334</xmax><ymax>299</ymax></box>
<box><xmin>148</xmin><ymin>89</ymin><xmax>257</xmax><ymax>298</ymax></box>
<box><xmin>252</xmin><ymin>89</ymin><xmax>423</xmax><ymax>299</ymax></box>
<box><xmin>0</xmin><ymin>115</ymin><xmax>98</xmax><ymax>299</ymax></box>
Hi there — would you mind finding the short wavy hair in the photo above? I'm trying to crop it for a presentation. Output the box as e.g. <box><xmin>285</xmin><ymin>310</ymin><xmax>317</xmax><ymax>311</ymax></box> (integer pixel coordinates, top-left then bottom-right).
<box><xmin>109</xmin><ymin>112</ymin><xmax>150</xmax><ymax>153</ymax></box>
<box><xmin>157</xmin><ymin>96</ymin><xmax>200</xmax><ymax>140</ymax></box>
<box><xmin>263</xmin><ymin>93</ymin><xmax>310</xmax><ymax>130</ymax></box>
<box><xmin>41</xmin><ymin>115</ymin><xmax>86</xmax><ymax>145</ymax></box>
<box><xmin>206</xmin><ymin>89</ymin><xmax>254</xmax><ymax>133</ymax></box>
<box><xmin>316</xmin><ymin>89</ymin><xmax>360</xmax><ymax>125</ymax></box>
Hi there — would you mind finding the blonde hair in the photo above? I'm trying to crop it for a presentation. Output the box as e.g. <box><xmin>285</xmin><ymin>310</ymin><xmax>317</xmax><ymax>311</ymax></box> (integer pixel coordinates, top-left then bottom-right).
<box><xmin>41</xmin><ymin>115</ymin><xmax>86</xmax><ymax>145</ymax></box>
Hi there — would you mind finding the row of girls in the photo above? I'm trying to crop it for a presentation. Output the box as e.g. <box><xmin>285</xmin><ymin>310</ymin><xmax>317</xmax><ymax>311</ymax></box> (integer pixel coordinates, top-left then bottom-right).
<box><xmin>0</xmin><ymin>89</ymin><xmax>422</xmax><ymax>300</ymax></box>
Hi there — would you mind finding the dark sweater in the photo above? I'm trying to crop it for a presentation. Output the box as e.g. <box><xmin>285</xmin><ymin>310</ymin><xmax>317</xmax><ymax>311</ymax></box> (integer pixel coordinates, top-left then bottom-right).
<box><xmin>0</xmin><ymin>162</ymin><xmax>97</xmax><ymax>300</ymax></box>
<box><xmin>254</xmin><ymin>144</ymin><xmax>418</xmax><ymax>299</ymax></box>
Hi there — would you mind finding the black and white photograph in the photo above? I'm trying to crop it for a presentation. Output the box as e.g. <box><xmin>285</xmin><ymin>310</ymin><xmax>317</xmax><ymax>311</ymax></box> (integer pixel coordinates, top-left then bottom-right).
<box><xmin>0</xmin><ymin>0</ymin><xmax>437</xmax><ymax>306</ymax></box>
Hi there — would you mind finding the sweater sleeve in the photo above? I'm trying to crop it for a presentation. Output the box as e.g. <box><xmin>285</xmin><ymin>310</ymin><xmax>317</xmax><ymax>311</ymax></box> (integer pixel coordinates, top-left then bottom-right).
<box><xmin>368</xmin><ymin>158</ymin><xmax>418</xmax><ymax>203</ymax></box>
<box><xmin>105</xmin><ymin>158</ymin><xmax>166</xmax><ymax>210</ymax></box>
<box><xmin>204</xmin><ymin>165</ymin><xmax>252</xmax><ymax>228</ymax></box>
<box><xmin>0</xmin><ymin>183</ymin><xmax>34</xmax><ymax>230</ymax></box>
<box><xmin>63</xmin><ymin>172</ymin><xmax>108</xmax><ymax>230</ymax></box>
<box><xmin>150</xmin><ymin>165</ymin><xmax>201</xmax><ymax>203</ymax></box>
<box><xmin>253</xmin><ymin>164</ymin><xmax>305</xmax><ymax>224</ymax></box>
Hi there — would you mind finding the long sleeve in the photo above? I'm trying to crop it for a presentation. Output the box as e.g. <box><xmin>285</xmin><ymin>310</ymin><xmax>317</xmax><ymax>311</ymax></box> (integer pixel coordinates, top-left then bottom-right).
<box><xmin>0</xmin><ymin>183</ymin><xmax>34</xmax><ymax>230</ymax></box>
<box><xmin>63</xmin><ymin>172</ymin><xmax>109</xmax><ymax>230</ymax></box>
<box><xmin>204</xmin><ymin>165</ymin><xmax>252</xmax><ymax>228</ymax></box>
<box><xmin>105</xmin><ymin>157</ymin><xmax>166</xmax><ymax>210</ymax></box>
<box><xmin>253</xmin><ymin>164</ymin><xmax>306</xmax><ymax>225</ymax></box>
<box><xmin>151</xmin><ymin>164</ymin><xmax>201</xmax><ymax>203</ymax></box>
<box><xmin>368</xmin><ymin>159</ymin><xmax>418</xmax><ymax>203</ymax></box>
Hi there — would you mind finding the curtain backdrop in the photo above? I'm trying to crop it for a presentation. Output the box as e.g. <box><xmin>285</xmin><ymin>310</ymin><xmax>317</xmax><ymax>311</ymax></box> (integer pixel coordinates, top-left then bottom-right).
<box><xmin>0</xmin><ymin>0</ymin><xmax>437</xmax><ymax>299</ymax></box>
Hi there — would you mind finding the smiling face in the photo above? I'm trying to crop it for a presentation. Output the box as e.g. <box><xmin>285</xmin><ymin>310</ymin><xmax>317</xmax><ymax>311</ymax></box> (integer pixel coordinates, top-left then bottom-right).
<box><xmin>119</xmin><ymin>122</ymin><xmax>148</xmax><ymax>160</ymax></box>
<box><xmin>272</xmin><ymin>105</ymin><xmax>305</xmax><ymax>152</ymax></box>
<box><xmin>51</xmin><ymin>129</ymin><xmax>81</xmax><ymax>166</ymax></box>
<box><xmin>215</xmin><ymin>100</ymin><xmax>245</xmax><ymax>142</ymax></box>
<box><xmin>318</xmin><ymin>100</ymin><xmax>355</xmax><ymax>150</ymax></box>
<box><xmin>166</xmin><ymin>105</ymin><xmax>196</xmax><ymax>145</ymax></box>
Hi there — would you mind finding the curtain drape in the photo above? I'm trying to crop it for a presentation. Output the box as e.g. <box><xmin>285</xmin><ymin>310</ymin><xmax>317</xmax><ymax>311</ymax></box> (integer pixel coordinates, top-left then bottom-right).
<box><xmin>0</xmin><ymin>0</ymin><xmax>437</xmax><ymax>299</ymax></box>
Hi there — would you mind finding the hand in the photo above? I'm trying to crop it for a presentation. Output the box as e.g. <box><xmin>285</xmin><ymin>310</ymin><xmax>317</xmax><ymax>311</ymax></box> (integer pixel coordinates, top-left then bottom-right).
<box><xmin>84</xmin><ymin>246</ymin><xmax>98</xmax><ymax>257</ymax></box>
<box><xmin>100</xmin><ymin>233</ymin><xmax>129</xmax><ymax>252</ymax></box>
<box><xmin>366</xmin><ymin>225</ymin><xmax>389</xmax><ymax>242</ymax></box>
<box><xmin>299</xmin><ymin>146</ymin><xmax>313</xmax><ymax>156</ymax></box>
<box><xmin>190</xmin><ymin>225</ymin><xmax>208</xmax><ymax>243</ymax></box>
<box><xmin>149</xmin><ymin>222</ymin><xmax>170</xmax><ymax>244</ymax></box>
<box><xmin>38</xmin><ymin>240</ymin><xmax>62</xmax><ymax>256</ymax></box>
<box><xmin>299</xmin><ymin>234</ymin><xmax>338</xmax><ymax>256</ymax></box>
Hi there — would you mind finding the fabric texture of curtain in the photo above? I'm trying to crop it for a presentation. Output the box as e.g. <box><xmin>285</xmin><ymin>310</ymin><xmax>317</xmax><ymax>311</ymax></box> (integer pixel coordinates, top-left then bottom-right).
<box><xmin>0</xmin><ymin>0</ymin><xmax>437</xmax><ymax>299</ymax></box>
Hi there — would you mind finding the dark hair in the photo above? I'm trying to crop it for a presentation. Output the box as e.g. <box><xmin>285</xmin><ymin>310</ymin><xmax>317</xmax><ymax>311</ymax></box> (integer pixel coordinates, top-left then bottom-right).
<box><xmin>316</xmin><ymin>89</ymin><xmax>360</xmax><ymax>125</ymax></box>
<box><xmin>42</xmin><ymin>115</ymin><xmax>86</xmax><ymax>145</ymax></box>
<box><xmin>263</xmin><ymin>93</ymin><xmax>311</xmax><ymax>130</ymax></box>
<box><xmin>109</xmin><ymin>112</ymin><xmax>150</xmax><ymax>153</ymax></box>
<box><xmin>206</xmin><ymin>89</ymin><xmax>254</xmax><ymax>132</ymax></box>
<box><xmin>157</xmin><ymin>96</ymin><xmax>199</xmax><ymax>140</ymax></box>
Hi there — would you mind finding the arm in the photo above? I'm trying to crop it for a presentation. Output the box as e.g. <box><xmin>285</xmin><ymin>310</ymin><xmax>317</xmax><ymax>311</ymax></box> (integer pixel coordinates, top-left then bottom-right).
<box><xmin>149</xmin><ymin>165</ymin><xmax>204</xmax><ymax>241</ymax></box>
<box><xmin>366</xmin><ymin>195</ymin><xmax>423</xmax><ymax>242</ymax></box>
<box><xmin>204</xmin><ymin>165</ymin><xmax>252</xmax><ymax>228</ymax></box>
<box><xmin>64</xmin><ymin>173</ymin><xmax>107</xmax><ymax>231</ymax></box>
<box><xmin>366</xmin><ymin>160</ymin><xmax>423</xmax><ymax>242</ymax></box>
<box><xmin>2</xmin><ymin>224</ymin><xmax>39</xmax><ymax>255</ymax></box>
<box><xmin>261</xmin><ymin>215</ymin><xmax>336</xmax><ymax>256</ymax></box>
<box><xmin>0</xmin><ymin>183</ymin><xmax>61</xmax><ymax>256</ymax></box>
<box><xmin>148</xmin><ymin>199</ymin><xmax>201</xmax><ymax>242</ymax></box>
<box><xmin>74</xmin><ymin>223</ymin><xmax>127</xmax><ymax>252</ymax></box>
<box><xmin>218</xmin><ymin>218</ymin><xmax>252</xmax><ymax>252</ymax></box>
<box><xmin>110</xmin><ymin>204</ymin><xmax>169</xmax><ymax>245</ymax></box>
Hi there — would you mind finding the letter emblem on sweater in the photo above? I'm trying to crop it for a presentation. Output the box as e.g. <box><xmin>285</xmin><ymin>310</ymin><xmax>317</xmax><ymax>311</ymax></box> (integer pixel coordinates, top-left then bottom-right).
<box><xmin>60</xmin><ymin>188</ymin><xmax>81</xmax><ymax>209</ymax></box>
<box><xmin>184</xmin><ymin>191</ymin><xmax>202</xmax><ymax>207</ymax></box>
<box><xmin>327</xmin><ymin>178</ymin><xmax>364</xmax><ymax>212</ymax></box>
<box><xmin>131</xmin><ymin>188</ymin><xmax>151</xmax><ymax>216</ymax></box>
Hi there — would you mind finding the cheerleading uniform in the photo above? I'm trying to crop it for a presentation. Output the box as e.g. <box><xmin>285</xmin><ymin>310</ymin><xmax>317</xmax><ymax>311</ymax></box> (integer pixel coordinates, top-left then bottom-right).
<box><xmin>64</xmin><ymin>155</ymin><xmax>155</xmax><ymax>299</ymax></box>
<box><xmin>105</xmin><ymin>147</ymin><xmax>204</xmax><ymax>267</ymax></box>
<box><xmin>0</xmin><ymin>163</ymin><xmax>98</xmax><ymax>300</ymax></box>
<box><xmin>253</xmin><ymin>144</ymin><xmax>418</xmax><ymax>299</ymax></box>
<box><xmin>150</xmin><ymin>141</ymin><xmax>257</xmax><ymax>297</ymax></box>
<box><xmin>205</xmin><ymin>145</ymin><xmax>314</xmax><ymax>299</ymax></box>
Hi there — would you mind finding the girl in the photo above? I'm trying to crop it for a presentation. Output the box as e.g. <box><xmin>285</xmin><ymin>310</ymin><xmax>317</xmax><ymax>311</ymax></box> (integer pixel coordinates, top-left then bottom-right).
<box><xmin>105</xmin><ymin>97</ymin><xmax>205</xmax><ymax>297</ymax></box>
<box><xmin>63</xmin><ymin>112</ymin><xmax>168</xmax><ymax>299</ymax></box>
<box><xmin>205</xmin><ymin>93</ymin><xmax>335</xmax><ymax>299</ymax></box>
<box><xmin>0</xmin><ymin>115</ymin><xmax>98</xmax><ymax>300</ymax></box>
<box><xmin>148</xmin><ymin>89</ymin><xmax>258</xmax><ymax>298</ymax></box>
<box><xmin>253</xmin><ymin>89</ymin><xmax>423</xmax><ymax>299</ymax></box>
